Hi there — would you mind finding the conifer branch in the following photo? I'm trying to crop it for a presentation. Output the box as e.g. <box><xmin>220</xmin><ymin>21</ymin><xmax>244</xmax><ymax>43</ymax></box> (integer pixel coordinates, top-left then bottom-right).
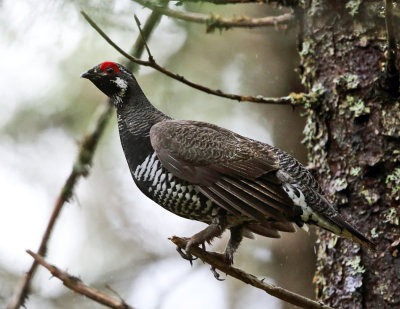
<box><xmin>27</xmin><ymin>251</ymin><xmax>137</xmax><ymax>309</ymax></box>
<box><xmin>171</xmin><ymin>236</ymin><xmax>333</xmax><ymax>309</ymax></box>
<box><xmin>82</xmin><ymin>10</ymin><xmax>309</xmax><ymax>106</ymax></box>
<box><xmin>133</xmin><ymin>0</ymin><xmax>293</xmax><ymax>32</ymax></box>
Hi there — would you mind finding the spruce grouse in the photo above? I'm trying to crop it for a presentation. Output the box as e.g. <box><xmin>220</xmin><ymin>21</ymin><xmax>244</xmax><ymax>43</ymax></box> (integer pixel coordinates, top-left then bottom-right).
<box><xmin>81</xmin><ymin>61</ymin><xmax>374</xmax><ymax>264</ymax></box>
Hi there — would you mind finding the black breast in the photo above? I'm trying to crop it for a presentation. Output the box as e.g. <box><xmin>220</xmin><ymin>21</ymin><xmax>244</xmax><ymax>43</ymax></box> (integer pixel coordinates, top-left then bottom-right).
<box><xmin>117</xmin><ymin>114</ymin><xmax>221</xmax><ymax>223</ymax></box>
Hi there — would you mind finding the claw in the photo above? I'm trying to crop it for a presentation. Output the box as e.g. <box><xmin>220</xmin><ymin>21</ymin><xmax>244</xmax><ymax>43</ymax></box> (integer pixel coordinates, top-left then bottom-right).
<box><xmin>176</xmin><ymin>246</ymin><xmax>197</xmax><ymax>266</ymax></box>
<box><xmin>210</xmin><ymin>266</ymin><xmax>225</xmax><ymax>281</ymax></box>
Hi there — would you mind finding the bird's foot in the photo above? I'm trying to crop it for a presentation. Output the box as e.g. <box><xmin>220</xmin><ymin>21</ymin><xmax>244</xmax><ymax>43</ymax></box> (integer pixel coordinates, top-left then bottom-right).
<box><xmin>175</xmin><ymin>237</ymin><xmax>198</xmax><ymax>266</ymax></box>
<box><xmin>210</xmin><ymin>266</ymin><xmax>225</xmax><ymax>281</ymax></box>
<box><xmin>176</xmin><ymin>246</ymin><xmax>197</xmax><ymax>265</ymax></box>
<box><xmin>175</xmin><ymin>221</ymin><xmax>227</xmax><ymax>266</ymax></box>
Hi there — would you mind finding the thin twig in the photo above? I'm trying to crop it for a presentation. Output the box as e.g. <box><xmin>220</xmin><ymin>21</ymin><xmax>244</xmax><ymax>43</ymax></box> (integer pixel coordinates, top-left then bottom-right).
<box><xmin>170</xmin><ymin>236</ymin><xmax>333</xmax><ymax>309</ymax></box>
<box><xmin>384</xmin><ymin>0</ymin><xmax>399</xmax><ymax>94</ymax></box>
<box><xmin>133</xmin><ymin>0</ymin><xmax>293</xmax><ymax>32</ymax></box>
<box><xmin>127</xmin><ymin>10</ymin><xmax>163</xmax><ymax>72</ymax></box>
<box><xmin>134</xmin><ymin>14</ymin><xmax>154</xmax><ymax>61</ymax></box>
<box><xmin>6</xmin><ymin>11</ymin><xmax>163</xmax><ymax>309</ymax></box>
<box><xmin>81</xmin><ymin>10</ymin><xmax>310</xmax><ymax>106</ymax></box>
<box><xmin>26</xmin><ymin>251</ymin><xmax>136</xmax><ymax>309</ymax></box>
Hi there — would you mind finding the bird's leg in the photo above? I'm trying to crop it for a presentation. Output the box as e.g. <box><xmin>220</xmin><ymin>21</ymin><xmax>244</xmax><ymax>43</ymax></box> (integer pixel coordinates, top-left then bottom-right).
<box><xmin>208</xmin><ymin>225</ymin><xmax>244</xmax><ymax>265</ymax></box>
<box><xmin>185</xmin><ymin>221</ymin><xmax>226</xmax><ymax>251</ymax></box>
<box><xmin>176</xmin><ymin>217</ymin><xmax>227</xmax><ymax>263</ymax></box>
<box><xmin>223</xmin><ymin>225</ymin><xmax>244</xmax><ymax>264</ymax></box>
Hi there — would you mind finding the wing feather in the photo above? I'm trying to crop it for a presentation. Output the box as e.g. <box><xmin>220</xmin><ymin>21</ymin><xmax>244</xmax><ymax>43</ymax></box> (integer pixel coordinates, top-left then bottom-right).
<box><xmin>150</xmin><ymin>120</ymin><xmax>298</xmax><ymax>235</ymax></box>
<box><xmin>206</xmin><ymin>186</ymin><xmax>268</xmax><ymax>223</ymax></box>
<box><xmin>149</xmin><ymin>120</ymin><xmax>374</xmax><ymax>247</ymax></box>
<box><xmin>245</xmin><ymin>223</ymin><xmax>281</xmax><ymax>238</ymax></box>
<box><xmin>198</xmin><ymin>186</ymin><xmax>241</xmax><ymax>216</ymax></box>
<box><xmin>216</xmin><ymin>179</ymin><xmax>287</xmax><ymax>222</ymax></box>
<box><xmin>221</xmin><ymin>178</ymin><xmax>292</xmax><ymax>219</ymax></box>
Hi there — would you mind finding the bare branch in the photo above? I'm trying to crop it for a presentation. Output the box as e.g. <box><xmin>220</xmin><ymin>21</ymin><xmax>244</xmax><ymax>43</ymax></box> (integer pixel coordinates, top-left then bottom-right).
<box><xmin>133</xmin><ymin>0</ymin><xmax>293</xmax><ymax>32</ymax></box>
<box><xmin>172</xmin><ymin>0</ymin><xmax>265</xmax><ymax>3</ymax></box>
<box><xmin>128</xmin><ymin>11</ymin><xmax>163</xmax><ymax>72</ymax></box>
<box><xmin>81</xmin><ymin>10</ymin><xmax>310</xmax><ymax>106</ymax></box>
<box><xmin>176</xmin><ymin>0</ymin><xmax>265</xmax><ymax>3</ymax></box>
<box><xmin>170</xmin><ymin>236</ymin><xmax>333</xmax><ymax>309</ymax></box>
<box><xmin>6</xmin><ymin>11</ymin><xmax>163</xmax><ymax>309</ymax></box>
<box><xmin>160</xmin><ymin>0</ymin><xmax>299</xmax><ymax>6</ymax></box>
<box><xmin>134</xmin><ymin>14</ymin><xmax>154</xmax><ymax>61</ymax></box>
<box><xmin>26</xmin><ymin>251</ymin><xmax>136</xmax><ymax>309</ymax></box>
<box><xmin>384</xmin><ymin>0</ymin><xmax>399</xmax><ymax>94</ymax></box>
<box><xmin>6</xmin><ymin>103</ymin><xmax>113</xmax><ymax>309</ymax></box>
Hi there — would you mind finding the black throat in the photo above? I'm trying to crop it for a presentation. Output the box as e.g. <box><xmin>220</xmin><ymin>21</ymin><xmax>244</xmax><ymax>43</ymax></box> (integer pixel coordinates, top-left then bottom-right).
<box><xmin>114</xmin><ymin>86</ymin><xmax>170</xmax><ymax>181</ymax></box>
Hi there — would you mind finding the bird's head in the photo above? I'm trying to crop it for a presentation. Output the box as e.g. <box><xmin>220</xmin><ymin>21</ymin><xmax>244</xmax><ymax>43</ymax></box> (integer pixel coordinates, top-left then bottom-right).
<box><xmin>81</xmin><ymin>62</ymin><xmax>134</xmax><ymax>105</ymax></box>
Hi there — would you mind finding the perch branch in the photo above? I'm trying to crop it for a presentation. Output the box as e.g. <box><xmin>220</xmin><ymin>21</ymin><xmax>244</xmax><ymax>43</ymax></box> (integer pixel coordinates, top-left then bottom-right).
<box><xmin>27</xmin><ymin>251</ymin><xmax>136</xmax><ymax>309</ymax></box>
<box><xmin>384</xmin><ymin>0</ymin><xmax>399</xmax><ymax>94</ymax></box>
<box><xmin>133</xmin><ymin>0</ymin><xmax>293</xmax><ymax>32</ymax></box>
<box><xmin>6</xmin><ymin>11</ymin><xmax>162</xmax><ymax>309</ymax></box>
<box><xmin>170</xmin><ymin>236</ymin><xmax>333</xmax><ymax>309</ymax></box>
<box><xmin>82</xmin><ymin>10</ymin><xmax>310</xmax><ymax>106</ymax></box>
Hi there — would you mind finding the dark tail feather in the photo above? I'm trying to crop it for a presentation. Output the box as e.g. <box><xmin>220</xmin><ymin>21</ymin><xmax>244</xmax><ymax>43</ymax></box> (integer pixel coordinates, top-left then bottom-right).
<box><xmin>329</xmin><ymin>214</ymin><xmax>376</xmax><ymax>251</ymax></box>
<box><xmin>246</xmin><ymin>223</ymin><xmax>281</xmax><ymax>238</ymax></box>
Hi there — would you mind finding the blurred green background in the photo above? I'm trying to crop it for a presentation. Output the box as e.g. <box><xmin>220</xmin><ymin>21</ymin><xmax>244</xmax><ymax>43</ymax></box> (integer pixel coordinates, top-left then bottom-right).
<box><xmin>0</xmin><ymin>1</ymin><xmax>316</xmax><ymax>308</ymax></box>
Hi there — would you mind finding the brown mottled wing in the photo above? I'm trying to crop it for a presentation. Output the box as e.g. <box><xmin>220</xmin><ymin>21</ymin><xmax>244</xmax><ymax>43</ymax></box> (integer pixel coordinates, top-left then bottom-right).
<box><xmin>150</xmin><ymin>120</ymin><xmax>298</xmax><ymax>226</ymax></box>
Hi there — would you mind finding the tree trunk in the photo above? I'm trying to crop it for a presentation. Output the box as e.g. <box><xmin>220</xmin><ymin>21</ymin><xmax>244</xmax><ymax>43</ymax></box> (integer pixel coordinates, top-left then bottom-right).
<box><xmin>298</xmin><ymin>1</ymin><xmax>400</xmax><ymax>308</ymax></box>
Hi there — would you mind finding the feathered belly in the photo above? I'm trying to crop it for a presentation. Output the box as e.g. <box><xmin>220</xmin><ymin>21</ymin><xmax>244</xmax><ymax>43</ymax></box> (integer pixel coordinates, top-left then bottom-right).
<box><xmin>132</xmin><ymin>152</ymin><xmax>219</xmax><ymax>222</ymax></box>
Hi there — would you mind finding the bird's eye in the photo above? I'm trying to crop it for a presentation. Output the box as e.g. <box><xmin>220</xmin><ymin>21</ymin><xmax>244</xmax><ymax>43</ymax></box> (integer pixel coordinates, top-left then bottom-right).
<box><xmin>106</xmin><ymin>67</ymin><xmax>115</xmax><ymax>74</ymax></box>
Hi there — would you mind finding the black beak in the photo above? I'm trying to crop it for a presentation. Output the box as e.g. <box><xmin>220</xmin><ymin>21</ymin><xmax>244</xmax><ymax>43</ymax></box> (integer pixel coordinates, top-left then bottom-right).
<box><xmin>81</xmin><ymin>71</ymin><xmax>91</xmax><ymax>79</ymax></box>
<box><xmin>81</xmin><ymin>68</ymin><xmax>100</xmax><ymax>80</ymax></box>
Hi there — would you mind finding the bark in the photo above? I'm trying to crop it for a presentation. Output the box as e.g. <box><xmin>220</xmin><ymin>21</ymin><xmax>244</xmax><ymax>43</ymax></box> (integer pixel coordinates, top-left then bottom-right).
<box><xmin>298</xmin><ymin>1</ymin><xmax>400</xmax><ymax>308</ymax></box>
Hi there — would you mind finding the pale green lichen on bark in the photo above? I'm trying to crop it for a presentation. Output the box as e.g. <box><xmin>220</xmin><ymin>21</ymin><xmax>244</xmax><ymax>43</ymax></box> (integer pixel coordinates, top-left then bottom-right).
<box><xmin>393</xmin><ymin>150</ymin><xmax>400</xmax><ymax>163</ymax></box>
<box><xmin>370</xmin><ymin>227</ymin><xmax>379</xmax><ymax>239</ymax></box>
<box><xmin>377</xmin><ymin>282</ymin><xmax>395</xmax><ymax>303</ymax></box>
<box><xmin>299</xmin><ymin>39</ymin><xmax>318</xmax><ymax>88</ymax></box>
<box><xmin>360</xmin><ymin>189</ymin><xmax>379</xmax><ymax>206</ymax></box>
<box><xmin>385</xmin><ymin>168</ymin><xmax>400</xmax><ymax>199</ymax></box>
<box><xmin>333</xmin><ymin>73</ymin><xmax>360</xmax><ymax>91</ymax></box>
<box><xmin>327</xmin><ymin>234</ymin><xmax>338</xmax><ymax>249</ymax></box>
<box><xmin>333</xmin><ymin>177</ymin><xmax>348</xmax><ymax>192</ymax></box>
<box><xmin>383</xmin><ymin>207</ymin><xmax>399</xmax><ymax>225</ymax></box>
<box><xmin>345</xmin><ymin>0</ymin><xmax>362</xmax><ymax>16</ymax></box>
<box><xmin>308</xmin><ymin>1</ymin><xmax>324</xmax><ymax>16</ymax></box>
<box><xmin>340</xmin><ymin>95</ymin><xmax>370</xmax><ymax>117</ymax></box>
<box><xmin>302</xmin><ymin>114</ymin><xmax>330</xmax><ymax>175</ymax></box>
<box><xmin>345</xmin><ymin>255</ymin><xmax>365</xmax><ymax>275</ymax></box>
<box><xmin>381</xmin><ymin>103</ymin><xmax>400</xmax><ymax>137</ymax></box>
<box><xmin>349</xmin><ymin>166</ymin><xmax>361</xmax><ymax>176</ymax></box>
<box><xmin>301</xmin><ymin>0</ymin><xmax>400</xmax><ymax>306</ymax></box>
<box><xmin>300</xmin><ymin>41</ymin><xmax>314</xmax><ymax>56</ymax></box>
